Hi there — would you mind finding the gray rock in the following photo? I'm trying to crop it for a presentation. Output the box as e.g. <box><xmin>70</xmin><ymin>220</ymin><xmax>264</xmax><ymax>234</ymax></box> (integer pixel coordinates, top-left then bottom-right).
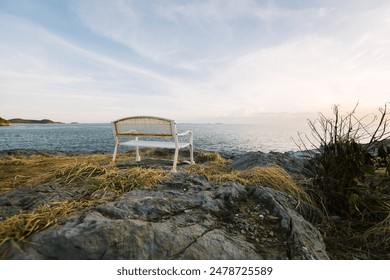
<box><xmin>230</xmin><ymin>151</ymin><xmax>314</xmax><ymax>177</ymax></box>
<box><xmin>0</xmin><ymin>173</ymin><xmax>328</xmax><ymax>260</ymax></box>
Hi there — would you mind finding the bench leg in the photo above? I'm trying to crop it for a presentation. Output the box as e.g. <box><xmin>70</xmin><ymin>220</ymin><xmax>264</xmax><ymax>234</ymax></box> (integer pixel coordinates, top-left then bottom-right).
<box><xmin>112</xmin><ymin>143</ymin><xmax>118</xmax><ymax>165</ymax></box>
<box><xmin>136</xmin><ymin>146</ymin><xmax>141</xmax><ymax>161</ymax></box>
<box><xmin>190</xmin><ymin>144</ymin><xmax>195</xmax><ymax>164</ymax></box>
<box><xmin>172</xmin><ymin>148</ymin><xmax>179</xmax><ymax>172</ymax></box>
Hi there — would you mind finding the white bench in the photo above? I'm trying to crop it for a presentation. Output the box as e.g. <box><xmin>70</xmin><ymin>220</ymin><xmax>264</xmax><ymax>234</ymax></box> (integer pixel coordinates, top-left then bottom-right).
<box><xmin>112</xmin><ymin>116</ymin><xmax>194</xmax><ymax>171</ymax></box>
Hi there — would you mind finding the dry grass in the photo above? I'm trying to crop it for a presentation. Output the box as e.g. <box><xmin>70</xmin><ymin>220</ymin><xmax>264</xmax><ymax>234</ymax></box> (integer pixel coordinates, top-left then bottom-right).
<box><xmin>84</xmin><ymin>165</ymin><xmax>169</xmax><ymax>198</ymax></box>
<box><xmin>363</xmin><ymin>204</ymin><xmax>390</xmax><ymax>249</ymax></box>
<box><xmin>0</xmin><ymin>152</ymin><xmax>169</xmax><ymax>243</ymax></box>
<box><xmin>0</xmin><ymin>154</ymin><xmax>111</xmax><ymax>192</ymax></box>
<box><xmin>195</xmin><ymin>151</ymin><xmax>225</xmax><ymax>163</ymax></box>
<box><xmin>239</xmin><ymin>166</ymin><xmax>312</xmax><ymax>202</ymax></box>
<box><xmin>0</xmin><ymin>200</ymin><xmax>95</xmax><ymax>244</ymax></box>
<box><xmin>186</xmin><ymin>156</ymin><xmax>311</xmax><ymax>204</ymax></box>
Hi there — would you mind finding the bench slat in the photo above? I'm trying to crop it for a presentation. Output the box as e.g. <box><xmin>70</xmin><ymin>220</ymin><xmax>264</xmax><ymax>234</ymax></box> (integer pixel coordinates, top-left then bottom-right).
<box><xmin>120</xmin><ymin>140</ymin><xmax>191</xmax><ymax>149</ymax></box>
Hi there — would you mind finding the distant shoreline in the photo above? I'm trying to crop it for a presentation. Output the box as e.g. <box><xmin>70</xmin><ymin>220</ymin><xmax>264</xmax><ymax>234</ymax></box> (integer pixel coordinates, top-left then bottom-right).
<box><xmin>0</xmin><ymin>117</ymin><xmax>11</xmax><ymax>126</ymax></box>
<box><xmin>7</xmin><ymin>118</ymin><xmax>63</xmax><ymax>124</ymax></box>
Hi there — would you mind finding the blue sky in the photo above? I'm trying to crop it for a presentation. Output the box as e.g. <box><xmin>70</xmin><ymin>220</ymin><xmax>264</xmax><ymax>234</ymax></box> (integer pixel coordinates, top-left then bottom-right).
<box><xmin>1</xmin><ymin>0</ymin><xmax>389</xmax><ymax>123</ymax></box>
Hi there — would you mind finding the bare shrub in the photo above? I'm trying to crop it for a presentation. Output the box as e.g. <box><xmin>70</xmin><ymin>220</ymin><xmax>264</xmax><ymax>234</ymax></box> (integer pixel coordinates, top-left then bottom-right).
<box><xmin>298</xmin><ymin>103</ymin><xmax>390</xmax><ymax>219</ymax></box>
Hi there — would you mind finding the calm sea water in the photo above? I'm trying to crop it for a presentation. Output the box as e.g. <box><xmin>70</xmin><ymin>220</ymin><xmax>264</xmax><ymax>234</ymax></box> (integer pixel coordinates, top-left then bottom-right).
<box><xmin>0</xmin><ymin>123</ymin><xmax>311</xmax><ymax>154</ymax></box>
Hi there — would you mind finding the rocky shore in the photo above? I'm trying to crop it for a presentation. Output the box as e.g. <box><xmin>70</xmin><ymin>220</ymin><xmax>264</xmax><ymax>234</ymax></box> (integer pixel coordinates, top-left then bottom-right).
<box><xmin>2</xmin><ymin>144</ymin><xmax>388</xmax><ymax>260</ymax></box>
<box><xmin>0</xmin><ymin>149</ymin><xmax>332</xmax><ymax>260</ymax></box>
<box><xmin>2</xmin><ymin>176</ymin><xmax>328</xmax><ymax>259</ymax></box>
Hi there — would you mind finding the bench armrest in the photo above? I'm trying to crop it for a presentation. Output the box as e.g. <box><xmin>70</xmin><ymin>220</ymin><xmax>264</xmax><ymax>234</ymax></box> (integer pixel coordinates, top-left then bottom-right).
<box><xmin>177</xmin><ymin>130</ymin><xmax>192</xmax><ymax>137</ymax></box>
<box><xmin>177</xmin><ymin>130</ymin><xmax>193</xmax><ymax>144</ymax></box>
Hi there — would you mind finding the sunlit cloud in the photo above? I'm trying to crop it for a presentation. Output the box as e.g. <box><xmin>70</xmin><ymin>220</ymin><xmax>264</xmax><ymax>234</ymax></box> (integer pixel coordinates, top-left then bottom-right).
<box><xmin>0</xmin><ymin>0</ymin><xmax>389</xmax><ymax>123</ymax></box>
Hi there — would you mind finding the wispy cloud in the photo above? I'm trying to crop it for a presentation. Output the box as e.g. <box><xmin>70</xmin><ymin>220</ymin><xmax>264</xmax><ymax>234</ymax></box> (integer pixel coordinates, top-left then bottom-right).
<box><xmin>0</xmin><ymin>13</ymin><xmax>182</xmax><ymax>93</ymax></box>
<box><xmin>157</xmin><ymin>0</ymin><xmax>329</xmax><ymax>23</ymax></box>
<box><xmin>1</xmin><ymin>0</ymin><xmax>389</xmax><ymax>123</ymax></box>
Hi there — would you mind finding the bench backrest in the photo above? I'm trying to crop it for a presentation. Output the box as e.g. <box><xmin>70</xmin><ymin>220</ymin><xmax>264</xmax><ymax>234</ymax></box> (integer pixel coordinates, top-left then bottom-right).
<box><xmin>112</xmin><ymin>116</ymin><xmax>176</xmax><ymax>137</ymax></box>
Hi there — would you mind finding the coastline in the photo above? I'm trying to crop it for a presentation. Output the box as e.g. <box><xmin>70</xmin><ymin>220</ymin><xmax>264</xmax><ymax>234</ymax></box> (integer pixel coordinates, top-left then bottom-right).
<box><xmin>0</xmin><ymin>148</ymin><xmax>110</xmax><ymax>157</ymax></box>
<box><xmin>0</xmin><ymin>117</ymin><xmax>11</xmax><ymax>126</ymax></box>
<box><xmin>7</xmin><ymin>118</ymin><xmax>63</xmax><ymax>124</ymax></box>
<box><xmin>1</xmin><ymin>147</ymin><xmax>389</xmax><ymax>260</ymax></box>
<box><xmin>0</xmin><ymin>117</ymin><xmax>64</xmax><ymax>125</ymax></box>
<box><xmin>0</xmin><ymin>148</ymin><xmax>328</xmax><ymax>260</ymax></box>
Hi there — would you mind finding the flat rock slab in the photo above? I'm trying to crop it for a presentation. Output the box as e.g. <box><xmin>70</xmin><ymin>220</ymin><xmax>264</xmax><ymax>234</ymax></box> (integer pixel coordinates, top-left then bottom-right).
<box><xmin>1</xmin><ymin>173</ymin><xmax>328</xmax><ymax>260</ymax></box>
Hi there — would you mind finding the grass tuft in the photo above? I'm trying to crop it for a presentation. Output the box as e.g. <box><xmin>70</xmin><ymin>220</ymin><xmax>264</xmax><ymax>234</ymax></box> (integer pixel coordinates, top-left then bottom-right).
<box><xmin>195</xmin><ymin>151</ymin><xmax>225</xmax><ymax>163</ymax></box>
<box><xmin>0</xmin><ymin>200</ymin><xmax>95</xmax><ymax>244</ymax></box>
<box><xmin>186</xmin><ymin>158</ymin><xmax>311</xmax><ymax>204</ymax></box>
<box><xmin>363</xmin><ymin>204</ymin><xmax>390</xmax><ymax>250</ymax></box>
<box><xmin>0</xmin><ymin>153</ymin><xmax>169</xmax><ymax>243</ymax></box>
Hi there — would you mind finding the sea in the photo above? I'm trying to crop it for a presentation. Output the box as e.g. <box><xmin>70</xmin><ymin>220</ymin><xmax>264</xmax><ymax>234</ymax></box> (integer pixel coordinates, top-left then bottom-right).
<box><xmin>0</xmin><ymin>122</ymin><xmax>313</xmax><ymax>155</ymax></box>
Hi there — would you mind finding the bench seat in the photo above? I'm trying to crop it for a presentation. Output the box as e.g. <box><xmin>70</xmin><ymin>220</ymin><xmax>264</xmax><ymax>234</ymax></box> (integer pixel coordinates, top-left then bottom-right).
<box><xmin>120</xmin><ymin>140</ymin><xmax>191</xmax><ymax>149</ymax></box>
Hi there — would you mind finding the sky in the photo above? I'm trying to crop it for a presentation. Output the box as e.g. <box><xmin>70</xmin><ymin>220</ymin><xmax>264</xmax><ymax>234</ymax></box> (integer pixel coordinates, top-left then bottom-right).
<box><xmin>0</xmin><ymin>0</ymin><xmax>389</xmax><ymax>123</ymax></box>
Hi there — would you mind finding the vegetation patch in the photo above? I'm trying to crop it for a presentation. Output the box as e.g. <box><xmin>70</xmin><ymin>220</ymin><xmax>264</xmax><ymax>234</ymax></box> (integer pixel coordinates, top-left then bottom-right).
<box><xmin>0</xmin><ymin>200</ymin><xmax>94</xmax><ymax>244</ymax></box>
<box><xmin>185</xmin><ymin>156</ymin><xmax>311</xmax><ymax>205</ymax></box>
<box><xmin>0</xmin><ymin>153</ymin><xmax>169</xmax><ymax>244</ymax></box>
<box><xmin>298</xmin><ymin>103</ymin><xmax>390</xmax><ymax>259</ymax></box>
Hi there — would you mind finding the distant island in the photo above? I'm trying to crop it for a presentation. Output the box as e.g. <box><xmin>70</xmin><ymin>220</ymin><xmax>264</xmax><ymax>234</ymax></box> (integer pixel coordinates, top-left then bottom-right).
<box><xmin>0</xmin><ymin>117</ymin><xmax>63</xmax><ymax>126</ymax></box>
<box><xmin>0</xmin><ymin>117</ymin><xmax>11</xmax><ymax>126</ymax></box>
